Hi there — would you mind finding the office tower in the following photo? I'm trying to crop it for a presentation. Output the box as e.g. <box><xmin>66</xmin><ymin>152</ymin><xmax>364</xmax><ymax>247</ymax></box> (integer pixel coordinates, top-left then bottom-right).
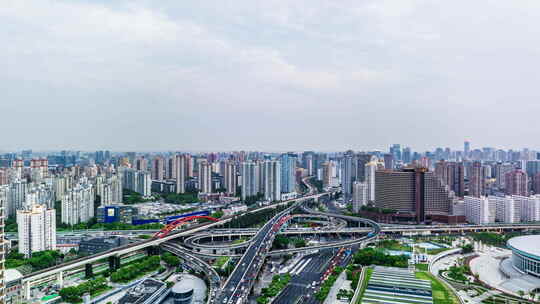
<box><xmin>61</xmin><ymin>183</ymin><xmax>95</xmax><ymax>225</ymax></box>
<box><xmin>302</xmin><ymin>151</ymin><xmax>314</xmax><ymax>175</ymax></box>
<box><xmin>263</xmin><ymin>160</ymin><xmax>281</xmax><ymax>201</ymax></box>
<box><xmin>241</xmin><ymin>162</ymin><xmax>259</xmax><ymax>200</ymax></box>
<box><xmin>198</xmin><ymin>161</ymin><xmax>212</xmax><ymax>193</ymax></box>
<box><xmin>464</xmin><ymin>196</ymin><xmax>494</xmax><ymax>224</ymax></box>
<box><xmin>341</xmin><ymin>151</ymin><xmax>355</xmax><ymax>201</ymax></box>
<box><xmin>469</xmin><ymin>161</ymin><xmax>485</xmax><ymax>197</ymax></box>
<box><xmin>151</xmin><ymin>157</ymin><xmax>164</xmax><ymax>181</ymax></box>
<box><xmin>402</xmin><ymin>147</ymin><xmax>412</xmax><ymax>164</ymax></box>
<box><xmin>175</xmin><ymin>154</ymin><xmax>187</xmax><ymax>194</ymax></box>
<box><xmin>375</xmin><ymin>168</ymin><xmax>457</xmax><ymax>223</ymax></box>
<box><xmin>464</xmin><ymin>141</ymin><xmax>471</xmax><ymax>159</ymax></box>
<box><xmin>365</xmin><ymin>161</ymin><xmax>376</xmax><ymax>202</ymax></box>
<box><xmin>7</xmin><ymin>179</ymin><xmax>27</xmax><ymax>218</ymax></box>
<box><xmin>490</xmin><ymin>196</ymin><xmax>520</xmax><ymax>223</ymax></box>
<box><xmin>312</xmin><ymin>153</ymin><xmax>327</xmax><ymax>178</ymax></box>
<box><xmin>383</xmin><ymin>154</ymin><xmax>394</xmax><ymax>170</ymax></box>
<box><xmin>390</xmin><ymin>144</ymin><xmax>402</xmax><ymax>161</ymax></box>
<box><xmin>356</xmin><ymin>153</ymin><xmax>373</xmax><ymax>183</ymax></box>
<box><xmin>495</xmin><ymin>163</ymin><xmax>515</xmax><ymax>189</ymax></box>
<box><xmin>121</xmin><ymin>168</ymin><xmax>151</xmax><ymax>196</ymax></box>
<box><xmin>280</xmin><ymin>153</ymin><xmax>297</xmax><ymax>194</ymax></box>
<box><xmin>505</xmin><ymin>169</ymin><xmax>528</xmax><ymax>196</ymax></box>
<box><xmin>165</xmin><ymin>156</ymin><xmax>177</xmax><ymax>179</ymax></box>
<box><xmin>352</xmin><ymin>182</ymin><xmax>367</xmax><ymax>213</ymax></box>
<box><xmin>224</xmin><ymin>161</ymin><xmax>237</xmax><ymax>195</ymax></box>
<box><xmin>17</xmin><ymin>204</ymin><xmax>56</xmax><ymax>257</ymax></box>
<box><xmin>525</xmin><ymin>160</ymin><xmax>540</xmax><ymax>178</ymax></box>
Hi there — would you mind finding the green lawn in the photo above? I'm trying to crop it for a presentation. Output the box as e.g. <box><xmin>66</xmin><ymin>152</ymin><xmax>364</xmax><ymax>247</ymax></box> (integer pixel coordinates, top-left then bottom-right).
<box><xmin>415</xmin><ymin>264</ymin><xmax>429</xmax><ymax>271</ymax></box>
<box><xmin>416</xmin><ymin>271</ymin><xmax>459</xmax><ymax>304</ymax></box>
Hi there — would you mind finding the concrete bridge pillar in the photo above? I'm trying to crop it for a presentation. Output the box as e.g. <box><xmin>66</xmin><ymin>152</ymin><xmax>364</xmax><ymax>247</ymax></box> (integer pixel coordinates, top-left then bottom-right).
<box><xmin>85</xmin><ymin>263</ymin><xmax>93</xmax><ymax>278</ymax></box>
<box><xmin>23</xmin><ymin>281</ymin><xmax>31</xmax><ymax>300</ymax></box>
<box><xmin>146</xmin><ymin>246</ymin><xmax>160</xmax><ymax>256</ymax></box>
<box><xmin>109</xmin><ymin>255</ymin><xmax>121</xmax><ymax>272</ymax></box>
<box><xmin>57</xmin><ymin>271</ymin><xmax>64</xmax><ymax>288</ymax></box>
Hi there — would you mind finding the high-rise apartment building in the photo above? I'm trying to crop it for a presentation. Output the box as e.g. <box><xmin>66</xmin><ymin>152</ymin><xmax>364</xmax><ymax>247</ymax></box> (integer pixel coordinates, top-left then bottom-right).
<box><xmin>490</xmin><ymin>196</ymin><xmax>520</xmax><ymax>223</ymax></box>
<box><xmin>165</xmin><ymin>156</ymin><xmax>177</xmax><ymax>180</ymax></box>
<box><xmin>434</xmin><ymin>161</ymin><xmax>465</xmax><ymax>197</ymax></box>
<box><xmin>121</xmin><ymin>168</ymin><xmax>151</xmax><ymax>197</ymax></box>
<box><xmin>341</xmin><ymin>151</ymin><xmax>355</xmax><ymax>201</ymax></box>
<box><xmin>61</xmin><ymin>183</ymin><xmax>95</xmax><ymax>225</ymax></box>
<box><xmin>352</xmin><ymin>182</ymin><xmax>367</xmax><ymax>213</ymax></box>
<box><xmin>365</xmin><ymin>161</ymin><xmax>376</xmax><ymax>202</ymax></box>
<box><xmin>469</xmin><ymin>161</ymin><xmax>485</xmax><ymax>197</ymax></box>
<box><xmin>7</xmin><ymin>179</ymin><xmax>27</xmax><ymax>218</ymax></box>
<box><xmin>135</xmin><ymin>157</ymin><xmax>148</xmax><ymax>171</ymax></box>
<box><xmin>17</xmin><ymin>204</ymin><xmax>56</xmax><ymax>257</ymax></box>
<box><xmin>263</xmin><ymin>160</ymin><xmax>281</xmax><ymax>201</ymax></box>
<box><xmin>505</xmin><ymin>169</ymin><xmax>528</xmax><ymax>196</ymax></box>
<box><xmin>198</xmin><ymin>161</ymin><xmax>212</xmax><ymax>194</ymax></box>
<box><xmin>224</xmin><ymin>161</ymin><xmax>237</xmax><ymax>195</ymax></box>
<box><xmin>175</xmin><ymin>154</ymin><xmax>187</xmax><ymax>194</ymax></box>
<box><xmin>151</xmin><ymin>157</ymin><xmax>164</xmax><ymax>181</ymax></box>
<box><xmin>495</xmin><ymin>163</ymin><xmax>515</xmax><ymax>189</ymax></box>
<box><xmin>464</xmin><ymin>196</ymin><xmax>494</xmax><ymax>224</ymax></box>
<box><xmin>241</xmin><ymin>161</ymin><xmax>259</xmax><ymax>200</ymax></box>
<box><xmin>280</xmin><ymin>153</ymin><xmax>297</xmax><ymax>194</ymax></box>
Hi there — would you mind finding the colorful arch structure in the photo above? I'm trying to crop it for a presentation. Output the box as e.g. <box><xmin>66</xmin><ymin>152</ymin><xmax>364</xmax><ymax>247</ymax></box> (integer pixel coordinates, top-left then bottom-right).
<box><xmin>153</xmin><ymin>215</ymin><xmax>219</xmax><ymax>239</ymax></box>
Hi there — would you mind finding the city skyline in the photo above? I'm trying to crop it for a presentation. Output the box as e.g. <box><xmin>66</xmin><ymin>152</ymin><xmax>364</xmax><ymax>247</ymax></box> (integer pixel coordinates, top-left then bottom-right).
<box><xmin>4</xmin><ymin>1</ymin><xmax>540</xmax><ymax>151</ymax></box>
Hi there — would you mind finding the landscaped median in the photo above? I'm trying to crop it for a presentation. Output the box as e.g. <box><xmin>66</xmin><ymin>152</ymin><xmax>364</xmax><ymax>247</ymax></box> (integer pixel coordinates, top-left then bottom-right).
<box><xmin>256</xmin><ymin>274</ymin><xmax>292</xmax><ymax>304</ymax></box>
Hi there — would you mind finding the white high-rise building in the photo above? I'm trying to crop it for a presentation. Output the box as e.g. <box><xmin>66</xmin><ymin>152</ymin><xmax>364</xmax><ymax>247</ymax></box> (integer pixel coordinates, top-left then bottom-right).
<box><xmin>61</xmin><ymin>184</ymin><xmax>95</xmax><ymax>225</ymax></box>
<box><xmin>17</xmin><ymin>204</ymin><xmax>56</xmax><ymax>257</ymax></box>
<box><xmin>365</xmin><ymin>162</ymin><xmax>377</xmax><ymax>202</ymax></box>
<box><xmin>198</xmin><ymin>161</ymin><xmax>212</xmax><ymax>194</ymax></box>
<box><xmin>464</xmin><ymin>196</ymin><xmax>495</xmax><ymax>224</ymax></box>
<box><xmin>490</xmin><ymin>196</ymin><xmax>520</xmax><ymax>223</ymax></box>
<box><xmin>224</xmin><ymin>161</ymin><xmax>237</xmax><ymax>196</ymax></box>
<box><xmin>121</xmin><ymin>168</ymin><xmax>151</xmax><ymax>197</ymax></box>
<box><xmin>95</xmin><ymin>175</ymin><xmax>122</xmax><ymax>206</ymax></box>
<box><xmin>7</xmin><ymin>179</ymin><xmax>27</xmax><ymax>218</ymax></box>
<box><xmin>516</xmin><ymin>195</ymin><xmax>540</xmax><ymax>222</ymax></box>
<box><xmin>352</xmin><ymin>182</ymin><xmax>368</xmax><ymax>213</ymax></box>
<box><xmin>264</xmin><ymin>160</ymin><xmax>281</xmax><ymax>201</ymax></box>
<box><xmin>241</xmin><ymin>162</ymin><xmax>259</xmax><ymax>200</ymax></box>
<box><xmin>175</xmin><ymin>154</ymin><xmax>187</xmax><ymax>194</ymax></box>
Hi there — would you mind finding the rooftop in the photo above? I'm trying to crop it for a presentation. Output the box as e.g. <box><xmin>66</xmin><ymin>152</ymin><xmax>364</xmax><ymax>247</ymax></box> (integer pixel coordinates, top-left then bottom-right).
<box><xmin>507</xmin><ymin>235</ymin><xmax>540</xmax><ymax>258</ymax></box>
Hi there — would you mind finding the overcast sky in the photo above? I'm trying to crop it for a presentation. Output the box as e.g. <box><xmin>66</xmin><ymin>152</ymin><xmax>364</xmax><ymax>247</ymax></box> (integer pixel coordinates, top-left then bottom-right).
<box><xmin>3</xmin><ymin>1</ymin><xmax>540</xmax><ymax>152</ymax></box>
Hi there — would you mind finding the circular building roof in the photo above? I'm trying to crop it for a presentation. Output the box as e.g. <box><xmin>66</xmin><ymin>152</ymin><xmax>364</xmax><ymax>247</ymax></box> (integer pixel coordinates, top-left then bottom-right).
<box><xmin>172</xmin><ymin>275</ymin><xmax>198</xmax><ymax>294</ymax></box>
<box><xmin>507</xmin><ymin>235</ymin><xmax>540</xmax><ymax>259</ymax></box>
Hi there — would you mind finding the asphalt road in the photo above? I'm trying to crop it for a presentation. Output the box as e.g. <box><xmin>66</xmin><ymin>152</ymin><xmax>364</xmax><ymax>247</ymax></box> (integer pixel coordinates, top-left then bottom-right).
<box><xmin>273</xmin><ymin>249</ymin><xmax>336</xmax><ymax>304</ymax></box>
